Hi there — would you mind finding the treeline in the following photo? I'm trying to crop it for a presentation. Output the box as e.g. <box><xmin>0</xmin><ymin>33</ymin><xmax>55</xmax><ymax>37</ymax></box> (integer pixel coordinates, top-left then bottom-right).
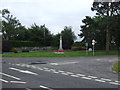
<box><xmin>79</xmin><ymin>2</ymin><xmax>120</xmax><ymax>51</ymax></box>
<box><xmin>2</xmin><ymin>9</ymin><xmax>76</xmax><ymax>51</ymax></box>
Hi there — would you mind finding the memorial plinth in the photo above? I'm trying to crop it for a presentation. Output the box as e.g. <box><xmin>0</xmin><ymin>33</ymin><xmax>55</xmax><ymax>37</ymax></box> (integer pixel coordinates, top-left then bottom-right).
<box><xmin>55</xmin><ymin>35</ymin><xmax>64</xmax><ymax>54</ymax></box>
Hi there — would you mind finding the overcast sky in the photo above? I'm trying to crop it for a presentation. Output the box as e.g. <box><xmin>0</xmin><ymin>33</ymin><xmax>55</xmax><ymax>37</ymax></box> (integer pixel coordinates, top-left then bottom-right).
<box><xmin>1</xmin><ymin>0</ymin><xmax>96</xmax><ymax>41</ymax></box>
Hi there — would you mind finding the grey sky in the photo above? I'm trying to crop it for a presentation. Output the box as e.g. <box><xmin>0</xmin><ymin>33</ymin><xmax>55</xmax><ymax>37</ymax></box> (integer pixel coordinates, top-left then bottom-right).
<box><xmin>1</xmin><ymin>0</ymin><xmax>96</xmax><ymax>41</ymax></box>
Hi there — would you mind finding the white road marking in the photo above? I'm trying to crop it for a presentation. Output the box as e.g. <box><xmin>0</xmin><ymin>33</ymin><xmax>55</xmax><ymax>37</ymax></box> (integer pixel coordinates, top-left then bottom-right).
<box><xmin>44</xmin><ymin>70</ymin><xmax>51</xmax><ymax>72</ymax></box>
<box><xmin>49</xmin><ymin>69</ymin><xmax>56</xmax><ymax>72</ymax></box>
<box><xmin>31</xmin><ymin>66</ymin><xmax>37</xmax><ymax>69</ymax></box>
<box><xmin>50</xmin><ymin>62</ymin><xmax>78</xmax><ymax>65</ymax></box>
<box><xmin>10</xmin><ymin>81</ymin><xmax>26</xmax><ymax>84</ymax></box>
<box><xmin>21</xmin><ymin>64</ymin><xmax>26</xmax><ymax>67</ymax></box>
<box><xmin>38</xmin><ymin>68</ymin><xmax>43</xmax><ymax>70</ymax></box>
<box><xmin>61</xmin><ymin>73</ymin><xmax>69</xmax><ymax>75</ymax></box>
<box><xmin>96</xmin><ymin>59</ymin><xmax>101</xmax><ymax>61</ymax></box>
<box><xmin>76</xmin><ymin>74</ymin><xmax>86</xmax><ymax>77</ymax></box>
<box><xmin>50</xmin><ymin>63</ymin><xmax>59</xmax><ymax>65</ymax></box>
<box><xmin>0</xmin><ymin>72</ymin><xmax>21</xmax><ymax>80</ymax></box>
<box><xmin>0</xmin><ymin>79</ymin><xmax>8</xmax><ymax>83</ymax></box>
<box><xmin>12</xmin><ymin>63</ymin><xmax>120</xmax><ymax>86</ymax></box>
<box><xmin>100</xmin><ymin>78</ymin><xmax>112</xmax><ymax>81</ymax></box>
<box><xmin>9</xmin><ymin>67</ymin><xmax>38</xmax><ymax>75</ymax></box>
<box><xmin>66</xmin><ymin>72</ymin><xmax>74</xmax><ymax>74</ymax></box>
<box><xmin>82</xmin><ymin>77</ymin><xmax>92</xmax><ymax>80</ymax></box>
<box><xmin>43</xmin><ymin>67</ymin><xmax>49</xmax><ymax>70</ymax></box>
<box><xmin>95</xmin><ymin>79</ymin><xmax>106</xmax><ymax>82</ymax></box>
<box><xmin>71</xmin><ymin>75</ymin><xmax>79</xmax><ymax>77</ymax></box>
<box><xmin>16</xmin><ymin>64</ymin><xmax>21</xmax><ymax>66</ymax></box>
<box><xmin>88</xmin><ymin>76</ymin><xmax>97</xmax><ymax>79</ymax></box>
<box><xmin>115</xmin><ymin>81</ymin><xmax>120</xmax><ymax>83</ymax></box>
<box><xmin>40</xmin><ymin>85</ymin><xmax>53</xmax><ymax>90</ymax></box>
<box><xmin>58</xmin><ymin>70</ymin><xmax>65</xmax><ymax>73</ymax></box>
<box><xmin>26</xmin><ymin>65</ymin><xmax>30</xmax><ymax>68</ymax></box>
<box><xmin>109</xmin><ymin>82</ymin><xmax>120</xmax><ymax>85</ymax></box>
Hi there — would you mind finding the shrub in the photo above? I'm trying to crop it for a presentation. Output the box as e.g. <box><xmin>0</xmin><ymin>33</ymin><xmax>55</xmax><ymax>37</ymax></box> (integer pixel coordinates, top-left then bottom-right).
<box><xmin>11</xmin><ymin>40</ymin><xmax>41</xmax><ymax>47</ymax></box>
<box><xmin>10</xmin><ymin>48</ymin><xmax>18</xmax><ymax>53</ymax></box>
<box><xmin>71</xmin><ymin>46</ymin><xmax>86</xmax><ymax>51</ymax></box>
<box><xmin>2</xmin><ymin>40</ymin><xmax>13</xmax><ymax>52</ymax></box>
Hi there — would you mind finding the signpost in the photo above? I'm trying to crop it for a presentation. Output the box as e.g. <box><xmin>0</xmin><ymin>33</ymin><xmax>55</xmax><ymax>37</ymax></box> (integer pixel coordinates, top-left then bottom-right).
<box><xmin>85</xmin><ymin>42</ymin><xmax>88</xmax><ymax>56</ymax></box>
<box><xmin>92</xmin><ymin>40</ymin><xmax>95</xmax><ymax>56</ymax></box>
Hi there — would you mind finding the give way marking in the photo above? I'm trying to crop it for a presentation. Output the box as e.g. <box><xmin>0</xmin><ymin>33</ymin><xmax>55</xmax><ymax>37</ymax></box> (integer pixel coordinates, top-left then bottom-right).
<box><xmin>9</xmin><ymin>67</ymin><xmax>38</xmax><ymax>75</ymax></box>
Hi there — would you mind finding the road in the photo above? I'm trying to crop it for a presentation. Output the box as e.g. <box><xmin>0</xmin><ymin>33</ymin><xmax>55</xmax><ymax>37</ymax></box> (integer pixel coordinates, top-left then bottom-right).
<box><xmin>1</xmin><ymin>55</ymin><xmax>120</xmax><ymax>89</ymax></box>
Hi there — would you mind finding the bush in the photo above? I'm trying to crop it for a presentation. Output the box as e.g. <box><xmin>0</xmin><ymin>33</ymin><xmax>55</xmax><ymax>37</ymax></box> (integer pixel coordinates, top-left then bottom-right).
<box><xmin>11</xmin><ymin>40</ymin><xmax>42</xmax><ymax>47</ymax></box>
<box><xmin>2</xmin><ymin>40</ymin><xmax>13</xmax><ymax>52</ymax></box>
<box><xmin>71</xmin><ymin>46</ymin><xmax>86</xmax><ymax>51</ymax></box>
<box><xmin>10</xmin><ymin>48</ymin><xmax>18</xmax><ymax>53</ymax></box>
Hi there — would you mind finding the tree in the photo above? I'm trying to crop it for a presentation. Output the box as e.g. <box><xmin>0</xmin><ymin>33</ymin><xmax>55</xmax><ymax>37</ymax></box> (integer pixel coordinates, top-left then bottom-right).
<box><xmin>79</xmin><ymin>16</ymin><xmax>106</xmax><ymax>49</ymax></box>
<box><xmin>61</xmin><ymin>26</ymin><xmax>76</xmax><ymax>49</ymax></box>
<box><xmin>28</xmin><ymin>23</ymin><xmax>53</xmax><ymax>46</ymax></box>
<box><xmin>2</xmin><ymin>9</ymin><xmax>21</xmax><ymax>40</ymax></box>
<box><xmin>51</xmin><ymin>33</ymin><xmax>60</xmax><ymax>47</ymax></box>
<box><xmin>91</xmin><ymin>2</ymin><xmax>120</xmax><ymax>53</ymax></box>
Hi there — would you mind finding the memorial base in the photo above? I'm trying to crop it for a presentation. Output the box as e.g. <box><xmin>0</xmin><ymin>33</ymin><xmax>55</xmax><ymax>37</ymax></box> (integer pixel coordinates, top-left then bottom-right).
<box><xmin>54</xmin><ymin>50</ymin><xmax>64</xmax><ymax>54</ymax></box>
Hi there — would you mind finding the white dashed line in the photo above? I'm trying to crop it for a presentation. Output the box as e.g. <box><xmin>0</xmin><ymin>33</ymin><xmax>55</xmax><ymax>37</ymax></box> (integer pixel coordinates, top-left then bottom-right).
<box><xmin>95</xmin><ymin>79</ymin><xmax>106</xmax><ymax>82</ymax></box>
<box><xmin>16</xmin><ymin>64</ymin><xmax>21</xmax><ymax>66</ymax></box>
<box><xmin>88</xmin><ymin>76</ymin><xmax>97</xmax><ymax>79</ymax></box>
<box><xmin>66</xmin><ymin>72</ymin><xmax>74</xmax><ymax>74</ymax></box>
<box><xmin>49</xmin><ymin>69</ymin><xmax>56</xmax><ymax>72</ymax></box>
<box><xmin>13</xmin><ymin>63</ymin><xmax>120</xmax><ymax>86</ymax></box>
<box><xmin>21</xmin><ymin>64</ymin><xmax>26</xmax><ymax>67</ymax></box>
<box><xmin>44</xmin><ymin>70</ymin><xmax>51</xmax><ymax>72</ymax></box>
<box><xmin>61</xmin><ymin>73</ymin><xmax>69</xmax><ymax>75</ymax></box>
<box><xmin>0</xmin><ymin>79</ymin><xmax>8</xmax><ymax>83</ymax></box>
<box><xmin>31</xmin><ymin>66</ymin><xmax>37</xmax><ymax>69</ymax></box>
<box><xmin>115</xmin><ymin>81</ymin><xmax>120</xmax><ymax>83</ymax></box>
<box><xmin>43</xmin><ymin>68</ymin><xmax>49</xmax><ymax>70</ymax></box>
<box><xmin>76</xmin><ymin>74</ymin><xmax>85</xmax><ymax>77</ymax></box>
<box><xmin>58</xmin><ymin>70</ymin><xmax>65</xmax><ymax>73</ymax></box>
<box><xmin>38</xmin><ymin>68</ymin><xmax>43</xmax><ymax>70</ymax></box>
<box><xmin>100</xmin><ymin>78</ymin><xmax>112</xmax><ymax>81</ymax></box>
<box><xmin>26</xmin><ymin>65</ymin><xmax>30</xmax><ymax>68</ymax></box>
<box><xmin>0</xmin><ymin>72</ymin><xmax>21</xmax><ymax>80</ymax></box>
<box><xmin>71</xmin><ymin>75</ymin><xmax>79</xmax><ymax>77</ymax></box>
<box><xmin>82</xmin><ymin>77</ymin><xmax>92</xmax><ymax>80</ymax></box>
<box><xmin>10</xmin><ymin>81</ymin><xmax>26</xmax><ymax>84</ymax></box>
<box><xmin>9</xmin><ymin>67</ymin><xmax>38</xmax><ymax>75</ymax></box>
<box><xmin>40</xmin><ymin>85</ymin><xmax>53</xmax><ymax>90</ymax></box>
<box><xmin>109</xmin><ymin>82</ymin><xmax>120</xmax><ymax>85</ymax></box>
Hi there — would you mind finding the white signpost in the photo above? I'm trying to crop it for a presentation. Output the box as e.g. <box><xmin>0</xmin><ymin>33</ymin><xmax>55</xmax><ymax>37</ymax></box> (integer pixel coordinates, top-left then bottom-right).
<box><xmin>92</xmin><ymin>40</ymin><xmax>95</xmax><ymax>56</ymax></box>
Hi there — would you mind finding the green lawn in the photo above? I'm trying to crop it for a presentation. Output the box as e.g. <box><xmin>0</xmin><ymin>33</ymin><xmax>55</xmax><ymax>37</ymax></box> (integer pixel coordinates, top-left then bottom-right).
<box><xmin>112</xmin><ymin>61</ymin><xmax>120</xmax><ymax>72</ymax></box>
<box><xmin>2</xmin><ymin>51</ymin><xmax>118</xmax><ymax>57</ymax></box>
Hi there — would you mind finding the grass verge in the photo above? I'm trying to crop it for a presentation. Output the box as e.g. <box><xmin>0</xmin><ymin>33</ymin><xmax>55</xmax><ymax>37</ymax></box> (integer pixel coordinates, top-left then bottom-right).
<box><xmin>2</xmin><ymin>51</ymin><xmax>118</xmax><ymax>57</ymax></box>
<box><xmin>112</xmin><ymin>61</ymin><xmax>120</xmax><ymax>72</ymax></box>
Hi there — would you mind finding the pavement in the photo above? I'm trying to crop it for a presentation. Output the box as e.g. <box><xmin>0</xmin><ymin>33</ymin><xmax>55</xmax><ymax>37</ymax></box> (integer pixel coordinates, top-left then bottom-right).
<box><xmin>1</xmin><ymin>55</ymin><xmax>120</xmax><ymax>89</ymax></box>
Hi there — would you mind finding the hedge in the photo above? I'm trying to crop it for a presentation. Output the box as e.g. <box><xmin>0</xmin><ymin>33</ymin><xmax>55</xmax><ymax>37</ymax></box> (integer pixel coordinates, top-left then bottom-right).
<box><xmin>3</xmin><ymin>40</ymin><xmax>43</xmax><ymax>48</ymax></box>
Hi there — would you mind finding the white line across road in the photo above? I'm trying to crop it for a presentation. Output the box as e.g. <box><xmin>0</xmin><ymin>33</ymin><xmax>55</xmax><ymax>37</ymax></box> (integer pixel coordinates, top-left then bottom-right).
<box><xmin>40</xmin><ymin>85</ymin><xmax>53</xmax><ymax>90</ymax></box>
<box><xmin>10</xmin><ymin>81</ymin><xmax>26</xmax><ymax>84</ymax></box>
<box><xmin>9</xmin><ymin>67</ymin><xmax>38</xmax><ymax>75</ymax></box>
<box><xmin>0</xmin><ymin>79</ymin><xmax>8</xmax><ymax>83</ymax></box>
<box><xmin>0</xmin><ymin>72</ymin><xmax>21</xmax><ymax>80</ymax></box>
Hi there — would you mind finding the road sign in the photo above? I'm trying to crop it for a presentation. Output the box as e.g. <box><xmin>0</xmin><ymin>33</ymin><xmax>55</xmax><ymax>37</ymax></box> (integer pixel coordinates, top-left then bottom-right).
<box><xmin>92</xmin><ymin>42</ymin><xmax>95</xmax><ymax>45</ymax></box>
<box><xmin>92</xmin><ymin>40</ymin><xmax>95</xmax><ymax>43</ymax></box>
<box><xmin>85</xmin><ymin>43</ymin><xmax>88</xmax><ymax>47</ymax></box>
